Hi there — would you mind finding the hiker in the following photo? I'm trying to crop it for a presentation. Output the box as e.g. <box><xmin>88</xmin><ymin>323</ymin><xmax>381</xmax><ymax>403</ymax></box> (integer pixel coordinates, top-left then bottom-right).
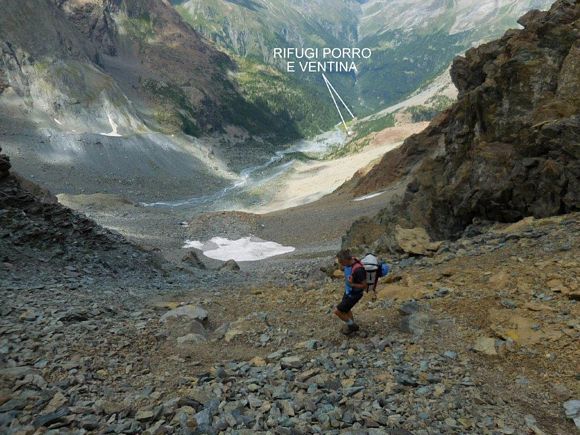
<box><xmin>334</xmin><ymin>249</ymin><xmax>367</xmax><ymax>335</ymax></box>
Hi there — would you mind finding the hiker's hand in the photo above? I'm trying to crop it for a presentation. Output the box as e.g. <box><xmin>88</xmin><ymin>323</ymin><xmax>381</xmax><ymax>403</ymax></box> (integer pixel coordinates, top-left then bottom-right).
<box><xmin>348</xmin><ymin>275</ymin><xmax>353</xmax><ymax>283</ymax></box>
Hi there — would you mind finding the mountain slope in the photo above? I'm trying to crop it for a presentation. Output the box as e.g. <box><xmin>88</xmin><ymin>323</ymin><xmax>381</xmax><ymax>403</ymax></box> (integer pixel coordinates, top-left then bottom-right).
<box><xmin>358</xmin><ymin>0</ymin><xmax>554</xmax><ymax>37</ymax></box>
<box><xmin>0</xmin><ymin>0</ymin><xmax>225</xmax><ymax>199</ymax></box>
<box><xmin>1</xmin><ymin>0</ymin><xmax>308</xmax><ymax>137</ymax></box>
<box><xmin>174</xmin><ymin>0</ymin><xmax>358</xmax><ymax>136</ymax></box>
<box><xmin>0</xmin><ymin>0</ymin><xmax>312</xmax><ymax>198</ymax></box>
<box><xmin>2</xmin><ymin>1</ymin><xmax>207</xmax><ymax>134</ymax></box>
<box><xmin>176</xmin><ymin>0</ymin><xmax>554</xmax><ymax>117</ymax></box>
<box><xmin>355</xmin><ymin>0</ymin><xmax>554</xmax><ymax>111</ymax></box>
<box><xmin>0</xmin><ymin>145</ymin><xmax>169</xmax><ymax>286</ymax></box>
<box><xmin>174</xmin><ymin>0</ymin><xmax>358</xmax><ymax>62</ymax></box>
<box><xmin>343</xmin><ymin>0</ymin><xmax>580</xmax><ymax>253</ymax></box>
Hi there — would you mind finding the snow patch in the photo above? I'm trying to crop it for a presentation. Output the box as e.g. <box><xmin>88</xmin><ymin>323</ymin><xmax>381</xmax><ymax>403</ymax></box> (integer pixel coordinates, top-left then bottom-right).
<box><xmin>183</xmin><ymin>237</ymin><xmax>295</xmax><ymax>262</ymax></box>
<box><xmin>183</xmin><ymin>240</ymin><xmax>204</xmax><ymax>250</ymax></box>
<box><xmin>100</xmin><ymin>113</ymin><xmax>122</xmax><ymax>137</ymax></box>
<box><xmin>353</xmin><ymin>191</ymin><xmax>385</xmax><ymax>202</ymax></box>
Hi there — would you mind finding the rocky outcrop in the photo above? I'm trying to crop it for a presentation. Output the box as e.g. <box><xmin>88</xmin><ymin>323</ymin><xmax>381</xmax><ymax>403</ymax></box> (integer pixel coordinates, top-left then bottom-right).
<box><xmin>344</xmin><ymin>0</ymin><xmax>580</xmax><ymax>254</ymax></box>
<box><xmin>53</xmin><ymin>0</ymin><xmax>119</xmax><ymax>57</ymax></box>
<box><xmin>182</xmin><ymin>250</ymin><xmax>207</xmax><ymax>269</ymax></box>
<box><xmin>0</xmin><ymin>147</ymin><xmax>169</xmax><ymax>286</ymax></box>
<box><xmin>219</xmin><ymin>259</ymin><xmax>241</xmax><ymax>272</ymax></box>
<box><xmin>0</xmin><ymin>146</ymin><xmax>10</xmax><ymax>179</ymax></box>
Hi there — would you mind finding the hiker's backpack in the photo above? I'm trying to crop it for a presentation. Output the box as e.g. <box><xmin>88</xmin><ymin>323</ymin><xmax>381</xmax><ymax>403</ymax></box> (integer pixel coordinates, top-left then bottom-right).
<box><xmin>347</xmin><ymin>259</ymin><xmax>367</xmax><ymax>293</ymax></box>
<box><xmin>361</xmin><ymin>253</ymin><xmax>390</xmax><ymax>292</ymax></box>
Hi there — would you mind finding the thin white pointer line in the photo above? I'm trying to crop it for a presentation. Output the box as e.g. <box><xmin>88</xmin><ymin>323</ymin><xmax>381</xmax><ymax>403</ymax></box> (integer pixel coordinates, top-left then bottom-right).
<box><xmin>322</xmin><ymin>73</ymin><xmax>348</xmax><ymax>132</ymax></box>
<box><xmin>322</xmin><ymin>73</ymin><xmax>356</xmax><ymax>120</ymax></box>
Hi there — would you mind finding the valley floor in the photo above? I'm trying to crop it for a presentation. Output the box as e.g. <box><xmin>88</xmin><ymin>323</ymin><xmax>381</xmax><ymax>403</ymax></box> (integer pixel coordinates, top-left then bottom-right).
<box><xmin>247</xmin><ymin>123</ymin><xmax>428</xmax><ymax>214</ymax></box>
<box><xmin>56</xmin><ymin>181</ymin><xmax>402</xmax><ymax>269</ymax></box>
<box><xmin>55</xmin><ymin>125</ymin><xmax>421</xmax><ymax>268</ymax></box>
<box><xmin>1</xmin><ymin>213</ymin><xmax>578</xmax><ymax>433</ymax></box>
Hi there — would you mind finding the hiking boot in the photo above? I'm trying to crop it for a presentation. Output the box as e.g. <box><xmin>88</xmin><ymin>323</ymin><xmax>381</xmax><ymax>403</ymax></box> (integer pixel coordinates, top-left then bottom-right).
<box><xmin>341</xmin><ymin>323</ymin><xmax>360</xmax><ymax>335</ymax></box>
<box><xmin>340</xmin><ymin>324</ymin><xmax>353</xmax><ymax>335</ymax></box>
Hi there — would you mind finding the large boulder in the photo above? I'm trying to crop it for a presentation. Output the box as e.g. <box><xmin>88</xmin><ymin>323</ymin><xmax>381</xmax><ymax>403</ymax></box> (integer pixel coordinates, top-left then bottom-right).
<box><xmin>343</xmin><ymin>0</ymin><xmax>580</xmax><ymax>252</ymax></box>
<box><xmin>218</xmin><ymin>259</ymin><xmax>240</xmax><ymax>272</ymax></box>
<box><xmin>341</xmin><ymin>217</ymin><xmax>386</xmax><ymax>253</ymax></box>
<box><xmin>394</xmin><ymin>225</ymin><xmax>442</xmax><ymax>256</ymax></box>
<box><xmin>160</xmin><ymin>305</ymin><xmax>209</xmax><ymax>344</ymax></box>
<box><xmin>160</xmin><ymin>305</ymin><xmax>208</xmax><ymax>324</ymax></box>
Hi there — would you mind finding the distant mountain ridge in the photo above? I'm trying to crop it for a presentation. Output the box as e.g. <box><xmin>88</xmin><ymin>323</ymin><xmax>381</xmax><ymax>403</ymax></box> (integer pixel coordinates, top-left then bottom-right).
<box><xmin>358</xmin><ymin>0</ymin><xmax>553</xmax><ymax>37</ymax></box>
<box><xmin>176</xmin><ymin>0</ymin><xmax>554</xmax><ymax>115</ymax></box>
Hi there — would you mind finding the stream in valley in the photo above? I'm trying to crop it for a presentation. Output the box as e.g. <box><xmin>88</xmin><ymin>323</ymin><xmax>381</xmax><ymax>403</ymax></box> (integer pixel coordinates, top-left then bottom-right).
<box><xmin>142</xmin><ymin>128</ymin><xmax>347</xmax><ymax>212</ymax></box>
